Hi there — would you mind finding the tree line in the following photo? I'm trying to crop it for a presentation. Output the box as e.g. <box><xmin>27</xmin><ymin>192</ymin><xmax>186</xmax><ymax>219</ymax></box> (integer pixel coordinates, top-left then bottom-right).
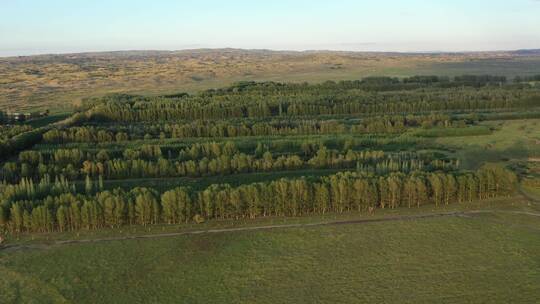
<box><xmin>0</xmin><ymin>125</ymin><xmax>33</xmax><ymax>141</ymax></box>
<box><xmin>42</xmin><ymin>114</ymin><xmax>469</xmax><ymax>143</ymax></box>
<box><xmin>0</xmin><ymin>112</ymin><xmax>85</xmax><ymax>162</ymax></box>
<box><xmin>1</xmin><ymin>143</ymin><xmax>457</xmax><ymax>183</ymax></box>
<box><xmin>0</xmin><ymin>164</ymin><xmax>516</xmax><ymax>233</ymax></box>
<box><xmin>0</xmin><ymin>111</ymin><xmax>7</xmax><ymax>124</ymax></box>
<box><xmin>83</xmin><ymin>82</ymin><xmax>540</xmax><ymax>122</ymax></box>
<box><xmin>514</xmin><ymin>75</ymin><xmax>540</xmax><ymax>82</ymax></box>
<box><xmin>0</xmin><ymin>128</ymin><xmax>44</xmax><ymax>161</ymax></box>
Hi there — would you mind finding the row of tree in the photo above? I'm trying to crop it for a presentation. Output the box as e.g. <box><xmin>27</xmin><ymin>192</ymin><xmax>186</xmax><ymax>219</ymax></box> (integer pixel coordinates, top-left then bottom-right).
<box><xmin>0</xmin><ymin>112</ymin><xmax>87</xmax><ymax>161</ymax></box>
<box><xmin>0</xmin><ymin>164</ymin><xmax>516</xmax><ymax>233</ymax></box>
<box><xmin>2</xmin><ymin>146</ymin><xmax>457</xmax><ymax>182</ymax></box>
<box><xmin>0</xmin><ymin>125</ymin><xmax>33</xmax><ymax>141</ymax></box>
<box><xmin>0</xmin><ymin>175</ymin><xmax>75</xmax><ymax>205</ymax></box>
<box><xmin>514</xmin><ymin>75</ymin><xmax>540</xmax><ymax>82</ymax></box>
<box><xmin>42</xmin><ymin>114</ymin><xmax>468</xmax><ymax>143</ymax></box>
<box><xmin>0</xmin><ymin>128</ymin><xmax>44</xmax><ymax>161</ymax></box>
<box><xmin>84</xmin><ymin>83</ymin><xmax>540</xmax><ymax>122</ymax></box>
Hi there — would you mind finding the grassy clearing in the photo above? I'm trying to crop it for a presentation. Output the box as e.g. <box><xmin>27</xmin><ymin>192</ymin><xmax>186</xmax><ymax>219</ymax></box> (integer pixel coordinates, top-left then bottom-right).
<box><xmin>1</xmin><ymin>197</ymin><xmax>538</xmax><ymax>303</ymax></box>
<box><xmin>522</xmin><ymin>185</ymin><xmax>540</xmax><ymax>201</ymax></box>
<box><xmin>433</xmin><ymin>119</ymin><xmax>540</xmax><ymax>169</ymax></box>
<box><xmin>411</xmin><ymin>125</ymin><xmax>492</xmax><ymax>138</ymax></box>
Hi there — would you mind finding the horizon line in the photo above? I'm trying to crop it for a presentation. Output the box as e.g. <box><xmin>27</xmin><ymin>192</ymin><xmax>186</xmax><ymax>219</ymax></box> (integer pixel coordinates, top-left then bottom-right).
<box><xmin>1</xmin><ymin>46</ymin><xmax>540</xmax><ymax>59</ymax></box>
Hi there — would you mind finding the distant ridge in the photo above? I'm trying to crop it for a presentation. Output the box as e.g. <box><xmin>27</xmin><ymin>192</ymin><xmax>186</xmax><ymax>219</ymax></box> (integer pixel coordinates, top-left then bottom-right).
<box><xmin>2</xmin><ymin>47</ymin><xmax>540</xmax><ymax>111</ymax></box>
<box><xmin>512</xmin><ymin>49</ymin><xmax>540</xmax><ymax>55</ymax></box>
<box><xmin>3</xmin><ymin>48</ymin><xmax>540</xmax><ymax>59</ymax></box>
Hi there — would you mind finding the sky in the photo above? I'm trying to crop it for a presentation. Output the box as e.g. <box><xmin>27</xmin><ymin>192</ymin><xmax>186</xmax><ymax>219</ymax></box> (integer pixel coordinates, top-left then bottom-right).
<box><xmin>1</xmin><ymin>0</ymin><xmax>539</xmax><ymax>56</ymax></box>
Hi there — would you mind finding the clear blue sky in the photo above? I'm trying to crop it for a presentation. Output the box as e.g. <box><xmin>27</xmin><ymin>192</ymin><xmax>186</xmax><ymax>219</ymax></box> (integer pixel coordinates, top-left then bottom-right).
<box><xmin>1</xmin><ymin>0</ymin><xmax>539</xmax><ymax>56</ymax></box>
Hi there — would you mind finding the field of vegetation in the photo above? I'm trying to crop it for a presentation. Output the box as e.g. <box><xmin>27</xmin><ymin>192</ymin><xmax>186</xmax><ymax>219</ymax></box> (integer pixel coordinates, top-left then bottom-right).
<box><xmin>1</xmin><ymin>74</ymin><xmax>539</xmax><ymax>302</ymax></box>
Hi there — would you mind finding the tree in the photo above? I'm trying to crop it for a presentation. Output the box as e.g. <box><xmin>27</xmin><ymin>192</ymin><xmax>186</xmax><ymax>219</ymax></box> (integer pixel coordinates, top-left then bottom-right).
<box><xmin>56</xmin><ymin>206</ymin><xmax>68</xmax><ymax>232</ymax></box>
<box><xmin>315</xmin><ymin>183</ymin><xmax>330</xmax><ymax>214</ymax></box>
<box><xmin>103</xmin><ymin>196</ymin><xmax>116</xmax><ymax>228</ymax></box>
<box><xmin>85</xmin><ymin>175</ymin><xmax>93</xmax><ymax>195</ymax></box>
<box><xmin>0</xmin><ymin>162</ymin><xmax>519</xmax><ymax>233</ymax></box>
<box><xmin>387</xmin><ymin>174</ymin><xmax>403</xmax><ymax>209</ymax></box>
<box><xmin>428</xmin><ymin>174</ymin><xmax>443</xmax><ymax>206</ymax></box>
<box><xmin>9</xmin><ymin>203</ymin><xmax>24</xmax><ymax>232</ymax></box>
<box><xmin>135</xmin><ymin>192</ymin><xmax>155</xmax><ymax>226</ymax></box>
<box><xmin>161</xmin><ymin>190</ymin><xmax>180</xmax><ymax>224</ymax></box>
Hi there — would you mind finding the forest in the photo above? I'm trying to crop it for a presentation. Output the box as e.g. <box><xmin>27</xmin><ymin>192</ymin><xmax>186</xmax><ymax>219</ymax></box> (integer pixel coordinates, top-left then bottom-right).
<box><xmin>0</xmin><ymin>76</ymin><xmax>537</xmax><ymax>235</ymax></box>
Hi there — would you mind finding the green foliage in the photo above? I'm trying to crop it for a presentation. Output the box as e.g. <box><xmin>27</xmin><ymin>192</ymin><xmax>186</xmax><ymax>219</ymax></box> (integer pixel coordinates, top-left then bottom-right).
<box><xmin>0</xmin><ymin>164</ymin><xmax>516</xmax><ymax>233</ymax></box>
<box><xmin>2</xmin><ymin>144</ymin><xmax>457</xmax><ymax>183</ymax></box>
<box><xmin>84</xmin><ymin>82</ymin><xmax>540</xmax><ymax>122</ymax></box>
<box><xmin>0</xmin><ymin>77</ymin><xmax>534</xmax><ymax>236</ymax></box>
<box><xmin>42</xmin><ymin>114</ymin><xmax>469</xmax><ymax>143</ymax></box>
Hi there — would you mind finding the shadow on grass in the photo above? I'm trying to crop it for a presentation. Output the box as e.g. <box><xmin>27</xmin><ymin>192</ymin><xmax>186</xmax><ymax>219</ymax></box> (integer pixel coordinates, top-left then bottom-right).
<box><xmin>460</xmin><ymin>140</ymin><xmax>530</xmax><ymax>169</ymax></box>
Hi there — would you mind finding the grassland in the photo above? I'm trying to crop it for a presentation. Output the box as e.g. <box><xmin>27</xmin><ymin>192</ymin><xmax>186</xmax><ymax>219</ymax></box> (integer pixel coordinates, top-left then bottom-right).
<box><xmin>2</xmin><ymin>49</ymin><xmax>540</xmax><ymax>111</ymax></box>
<box><xmin>432</xmin><ymin>119</ymin><xmax>540</xmax><ymax>169</ymax></box>
<box><xmin>522</xmin><ymin>185</ymin><xmax>540</xmax><ymax>201</ymax></box>
<box><xmin>1</xmin><ymin>196</ymin><xmax>538</xmax><ymax>303</ymax></box>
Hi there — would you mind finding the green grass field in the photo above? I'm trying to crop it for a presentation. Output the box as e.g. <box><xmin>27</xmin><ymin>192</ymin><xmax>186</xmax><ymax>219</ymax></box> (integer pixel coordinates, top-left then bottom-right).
<box><xmin>433</xmin><ymin>119</ymin><xmax>540</xmax><ymax>169</ymax></box>
<box><xmin>1</xmin><ymin>196</ymin><xmax>538</xmax><ymax>303</ymax></box>
<box><xmin>522</xmin><ymin>185</ymin><xmax>540</xmax><ymax>201</ymax></box>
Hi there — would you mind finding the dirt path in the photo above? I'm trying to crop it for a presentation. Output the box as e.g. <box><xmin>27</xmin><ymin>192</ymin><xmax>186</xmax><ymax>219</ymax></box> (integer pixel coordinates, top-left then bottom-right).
<box><xmin>0</xmin><ymin>210</ymin><xmax>540</xmax><ymax>251</ymax></box>
<box><xmin>2</xmin><ymin>209</ymin><xmax>539</xmax><ymax>253</ymax></box>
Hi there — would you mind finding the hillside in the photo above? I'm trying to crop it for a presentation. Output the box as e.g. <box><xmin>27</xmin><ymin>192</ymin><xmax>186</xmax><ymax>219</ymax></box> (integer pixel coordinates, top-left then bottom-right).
<box><xmin>2</xmin><ymin>48</ymin><xmax>540</xmax><ymax>111</ymax></box>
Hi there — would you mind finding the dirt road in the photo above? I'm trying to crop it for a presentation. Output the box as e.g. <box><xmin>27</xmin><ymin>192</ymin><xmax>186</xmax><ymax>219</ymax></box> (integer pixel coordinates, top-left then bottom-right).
<box><xmin>2</xmin><ymin>209</ymin><xmax>538</xmax><ymax>253</ymax></box>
